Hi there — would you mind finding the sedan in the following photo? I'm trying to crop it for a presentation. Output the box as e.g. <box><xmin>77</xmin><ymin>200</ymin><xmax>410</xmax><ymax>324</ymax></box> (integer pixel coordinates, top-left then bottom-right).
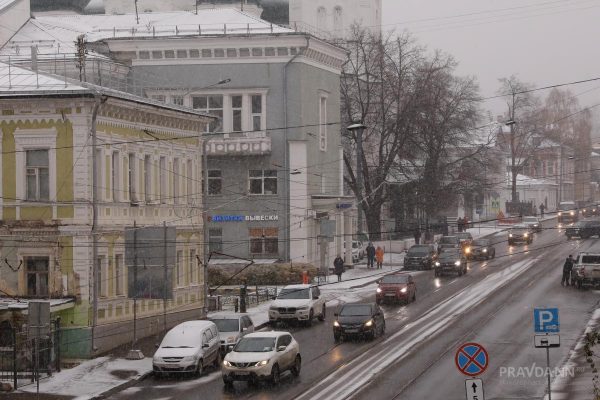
<box><xmin>434</xmin><ymin>249</ymin><xmax>467</xmax><ymax>277</ymax></box>
<box><xmin>468</xmin><ymin>239</ymin><xmax>496</xmax><ymax>260</ymax></box>
<box><xmin>333</xmin><ymin>303</ymin><xmax>385</xmax><ymax>342</ymax></box>
<box><xmin>508</xmin><ymin>225</ymin><xmax>533</xmax><ymax>245</ymax></box>
<box><xmin>522</xmin><ymin>216</ymin><xmax>542</xmax><ymax>233</ymax></box>
<box><xmin>376</xmin><ymin>273</ymin><xmax>416</xmax><ymax>304</ymax></box>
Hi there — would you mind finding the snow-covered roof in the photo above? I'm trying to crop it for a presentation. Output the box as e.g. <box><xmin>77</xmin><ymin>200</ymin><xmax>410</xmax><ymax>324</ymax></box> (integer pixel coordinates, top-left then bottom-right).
<box><xmin>510</xmin><ymin>174</ymin><xmax>558</xmax><ymax>187</ymax></box>
<box><xmin>0</xmin><ymin>297</ymin><xmax>75</xmax><ymax>311</ymax></box>
<box><xmin>0</xmin><ymin>0</ymin><xmax>19</xmax><ymax>12</ymax></box>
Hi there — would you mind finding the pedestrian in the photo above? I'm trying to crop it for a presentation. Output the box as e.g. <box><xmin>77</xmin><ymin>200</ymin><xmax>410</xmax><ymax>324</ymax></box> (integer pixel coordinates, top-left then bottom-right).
<box><xmin>334</xmin><ymin>254</ymin><xmax>344</xmax><ymax>282</ymax></box>
<box><xmin>413</xmin><ymin>226</ymin><xmax>422</xmax><ymax>245</ymax></box>
<box><xmin>539</xmin><ymin>203</ymin><xmax>545</xmax><ymax>218</ymax></box>
<box><xmin>442</xmin><ymin>222</ymin><xmax>449</xmax><ymax>236</ymax></box>
<box><xmin>561</xmin><ymin>255</ymin><xmax>574</xmax><ymax>286</ymax></box>
<box><xmin>366</xmin><ymin>242</ymin><xmax>376</xmax><ymax>268</ymax></box>
<box><xmin>457</xmin><ymin>217</ymin><xmax>464</xmax><ymax>232</ymax></box>
<box><xmin>424</xmin><ymin>228</ymin><xmax>432</xmax><ymax>244</ymax></box>
<box><xmin>375</xmin><ymin>246</ymin><xmax>384</xmax><ymax>269</ymax></box>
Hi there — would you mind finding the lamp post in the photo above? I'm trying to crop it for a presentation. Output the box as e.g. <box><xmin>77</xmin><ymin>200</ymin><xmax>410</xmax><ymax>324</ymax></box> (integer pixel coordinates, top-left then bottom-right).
<box><xmin>347</xmin><ymin>123</ymin><xmax>366</xmax><ymax>235</ymax></box>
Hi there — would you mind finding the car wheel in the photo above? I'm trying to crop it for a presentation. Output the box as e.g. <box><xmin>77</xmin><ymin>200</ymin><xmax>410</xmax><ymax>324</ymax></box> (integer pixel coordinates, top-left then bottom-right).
<box><xmin>381</xmin><ymin>321</ymin><xmax>386</xmax><ymax>335</ymax></box>
<box><xmin>318</xmin><ymin>305</ymin><xmax>326</xmax><ymax>322</ymax></box>
<box><xmin>412</xmin><ymin>291</ymin><xmax>416</xmax><ymax>302</ymax></box>
<box><xmin>195</xmin><ymin>360</ymin><xmax>203</xmax><ymax>377</ymax></box>
<box><xmin>270</xmin><ymin>364</ymin><xmax>281</xmax><ymax>385</ymax></box>
<box><xmin>458</xmin><ymin>268</ymin><xmax>463</xmax><ymax>276</ymax></box>
<box><xmin>291</xmin><ymin>355</ymin><xmax>301</xmax><ymax>377</ymax></box>
<box><xmin>306</xmin><ymin>310</ymin><xmax>314</xmax><ymax>327</ymax></box>
<box><xmin>334</xmin><ymin>333</ymin><xmax>341</xmax><ymax>343</ymax></box>
<box><xmin>376</xmin><ymin>298</ymin><xmax>382</xmax><ymax>305</ymax></box>
<box><xmin>223</xmin><ymin>376</ymin><xmax>234</xmax><ymax>387</ymax></box>
<box><xmin>154</xmin><ymin>371</ymin><xmax>162</xmax><ymax>380</ymax></box>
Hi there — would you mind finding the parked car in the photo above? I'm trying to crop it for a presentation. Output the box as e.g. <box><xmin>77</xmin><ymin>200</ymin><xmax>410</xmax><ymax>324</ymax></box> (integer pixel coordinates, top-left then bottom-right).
<box><xmin>353</xmin><ymin>240</ymin><xmax>365</xmax><ymax>259</ymax></box>
<box><xmin>437</xmin><ymin>235</ymin><xmax>461</xmax><ymax>251</ymax></box>
<box><xmin>344</xmin><ymin>241</ymin><xmax>360</xmax><ymax>263</ymax></box>
<box><xmin>209</xmin><ymin>314</ymin><xmax>255</xmax><ymax>355</ymax></box>
<box><xmin>508</xmin><ymin>224</ymin><xmax>533</xmax><ymax>245</ymax></box>
<box><xmin>468</xmin><ymin>238</ymin><xmax>496</xmax><ymax>260</ymax></box>
<box><xmin>557</xmin><ymin>201</ymin><xmax>578</xmax><ymax>224</ymax></box>
<box><xmin>376</xmin><ymin>273</ymin><xmax>416</xmax><ymax>304</ymax></box>
<box><xmin>403</xmin><ymin>244</ymin><xmax>437</xmax><ymax>270</ymax></box>
<box><xmin>333</xmin><ymin>303</ymin><xmax>385</xmax><ymax>342</ymax></box>
<box><xmin>565</xmin><ymin>219</ymin><xmax>600</xmax><ymax>239</ymax></box>
<box><xmin>434</xmin><ymin>248</ymin><xmax>467</xmax><ymax>277</ymax></box>
<box><xmin>153</xmin><ymin>320</ymin><xmax>221</xmax><ymax>377</ymax></box>
<box><xmin>572</xmin><ymin>252</ymin><xmax>600</xmax><ymax>289</ymax></box>
<box><xmin>522</xmin><ymin>216</ymin><xmax>542</xmax><ymax>233</ymax></box>
<box><xmin>222</xmin><ymin>331</ymin><xmax>301</xmax><ymax>386</ymax></box>
<box><xmin>268</xmin><ymin>284</ymin><xmax>326</xmax><ymax>327</ymax></box>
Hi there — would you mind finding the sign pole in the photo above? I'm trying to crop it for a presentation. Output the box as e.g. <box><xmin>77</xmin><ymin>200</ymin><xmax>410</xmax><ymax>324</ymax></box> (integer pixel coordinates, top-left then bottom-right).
<box><xmin>546</xmin><ymin>346</ymin><xmax>551</xmax><ymax>400</ymax></box>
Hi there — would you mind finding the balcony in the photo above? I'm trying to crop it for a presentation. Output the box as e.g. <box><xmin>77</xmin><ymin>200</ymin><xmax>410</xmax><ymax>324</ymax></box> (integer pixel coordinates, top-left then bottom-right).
<box><xmin>205</xmin><ymin>132</ymin><xmax>271</xmax><ymax>156</ymax></box>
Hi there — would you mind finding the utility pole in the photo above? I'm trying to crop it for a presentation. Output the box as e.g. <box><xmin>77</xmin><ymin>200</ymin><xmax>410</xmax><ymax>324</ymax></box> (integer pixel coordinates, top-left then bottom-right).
<box><xmin>90</xmin><ymin>96</ymin><xmax>101</xmax><ymax>354</ymax></box>
<box><xmin>509</xmin><ymin>91</ymin><xmax>518</xmax><ymax>203</ymax></box>
<box><xmin>134</xmin><ymin>0</ymin><xmax>139</xmax><ymax>24</ymax></box>
<box><xmin>347</xmin><ymin>123</ymin><xmax>367</xmax><ymax>234</ymax></box>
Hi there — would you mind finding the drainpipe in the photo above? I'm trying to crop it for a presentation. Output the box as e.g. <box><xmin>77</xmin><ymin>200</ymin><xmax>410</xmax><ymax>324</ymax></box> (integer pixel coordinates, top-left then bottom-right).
<box><xmin>283</xmin><ymin>36</ymin><xmax>309</xmax><ymax>261</ymax></box>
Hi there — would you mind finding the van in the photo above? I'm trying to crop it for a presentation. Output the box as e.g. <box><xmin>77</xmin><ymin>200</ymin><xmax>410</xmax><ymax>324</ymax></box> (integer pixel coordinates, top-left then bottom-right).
<box><xmin>152</xmin><ymin>320</ymin><xmax>221</xmax><ymax>377</ymax></box>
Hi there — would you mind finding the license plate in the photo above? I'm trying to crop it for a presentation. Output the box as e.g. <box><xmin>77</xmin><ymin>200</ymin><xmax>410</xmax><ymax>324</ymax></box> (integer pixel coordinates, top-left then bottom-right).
<box><xmin>280</xmin><ymin>314</ymin><xmax>296</xmax><ymax>318</ymax></box>
<box><xmin>345</xmin><ymin>329</ymin><xmax>359</xmax><ymax>333</ymax></box>
<box><xmin>385</xmin><ymin>293</ymin><xmax>396</xmax><ymax>297</ymax></box>
<box><xmin>235</xmin><ymin>371</ymin><xmax>250</xmax><ymax>375</ymax></box>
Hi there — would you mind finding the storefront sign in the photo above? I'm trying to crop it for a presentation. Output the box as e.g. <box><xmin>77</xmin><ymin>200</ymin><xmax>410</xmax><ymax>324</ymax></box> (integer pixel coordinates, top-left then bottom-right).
<box><xmin>209</xmin><ymin>215</ymin><xmax>279</xmax><ymax>222</ymax></box>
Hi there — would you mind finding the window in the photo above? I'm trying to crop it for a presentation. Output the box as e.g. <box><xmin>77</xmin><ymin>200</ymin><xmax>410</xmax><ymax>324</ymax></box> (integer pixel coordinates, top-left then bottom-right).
<box><xmin>115</xmin><ymin>254</ymin><xmax>124</xmax><ymax>296</ymax></box>
<box><xmin>164</xmin><ymin>50</ymin><xmax>175</xmax><ymax>59</ymax></box>
<box><xmin>251</xmin><ymin>95</ymin><xmax>263</xmax><ymax>131</ymax></box>
<box><xmin>333</xmin><ymin>6</ymin><xmax>343</xmax><ymax>34</ymax></box>
<box><xmin>173</xmin><ymin>158</ymin><xmax>180</xmax><ymax>204</ymax></box>
<box><xmin>189</xmin><ymin>249</ymin><xmax>196</xmax><ymax>284</ymax></box>
<box><xmin>192</xmin><ymin>95</ymin><xmax>223</xmax><ymax>132</ymax></box>
<box><xmin>249</xmin><ymin>228</ymin><xmax>279</xmax><ymax>255</ymax></box>
<box><xmin>176</xmin><ymin>50</ymin><xmax>187</xmax><ymax>58</ymax></box>
<box><xmin>317</xmin><ymin>6</ymin><xmax>327</xmax><ymax>31</ymax></box>
<box><xmin>232</xmin><ymin>95</ymin><xmax>243</xmax><ymax>132</ymax></box>
<box><xmin>128</xmin><ymin>154</ymin><xmax>137</xmax><ymax>202</ymax></box>
<box><xmin>171</xmin><ymin>96</ymin><xmax>184</xmax><ymax>106</ymax></box>
<box><xmin>208</xmin><ymin>170</ymin><xmax>222</xmax><ymax>195</ymax></box>
<box><xmin>187</xmin><ymin>160</ymin><xmax>193</xmax><ymax>204</ymax></box>
<box><xmin>209</xmin><ymin>228</ymin><xmax>223</xmax><ymax>253</ymax></box>
<box><xmin>159</xmin><ymin>157</ymin><xmax>167</xmax><ymax>203</ymax></box>
<box><xmin>176</xmin><ymin>250</ymin><xmax>183</xmax><ymax>287</ymax></box>
<box><xmin>26</xmin><ymin>150</ymin><xmax>49</xmax><ymax>201</ymax></box>
<box><xmin>97</xmin><ymin>256</ymin><xmax>106</xmax><ymax>298</ymax></box>
<box><xmin>26</xmin><ymin>257</ymin><xmax>49</xmax><ymax>297</ymax></box>
<box><xmin>249</xmin><ymin>170</ymin><xmax>277</xmax><ymax>195</ymax></box>
<box><xmin>144</xmin><ymin>155</ymin><xmax>152</xmax><ymax>203</ymax></box>
<box><xmin>319</xmin><ymin>95</ymin><xmax>328</xmax><ymax>151</ymax></box>
<box><xmin>112</xmin><ymin>152</ymin><xmax>120</xmax><ymax>202</ymax></box>
<box><xmin>151</xmin><ymin>95</ymin><xmax>166</xmax><ymax>103</ymax></box>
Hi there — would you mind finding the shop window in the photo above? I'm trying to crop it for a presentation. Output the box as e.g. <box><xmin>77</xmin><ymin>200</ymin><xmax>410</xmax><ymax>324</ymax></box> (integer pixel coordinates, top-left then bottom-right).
<box><xmin>208</xmin><ymin>170</ymin><xmax>222</xmax><ymax>195</ymax></box>
<box><xmin>26</xmin><ymin>150</ymin><xmax>49</xmax><ymax>201</ymax></box>
<box><xmin>249</xmin><ymin>170</ymin><xmax>277</xmax><ymax>195</ymax></box>
<box><xmin>25</xmin><ymin>257</ymin><xmax>49</xmax><ymax>297</ymax></box>
<box><xmin>249</xmin><ymin>228</ymin><xmax>279</xmax><ymax>255</ymax></box>
<box><xmin>209</xmin><ymin>228</ymin><xmax>223</xmax><ymax>253</ymax></box>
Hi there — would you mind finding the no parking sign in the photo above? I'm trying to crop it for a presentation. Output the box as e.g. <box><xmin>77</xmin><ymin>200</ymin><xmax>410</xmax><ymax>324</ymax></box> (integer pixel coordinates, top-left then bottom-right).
<box><xmin>455</xmin><ymin>342</ymin><xmax>489</xmax><ymax>377</ymax></box>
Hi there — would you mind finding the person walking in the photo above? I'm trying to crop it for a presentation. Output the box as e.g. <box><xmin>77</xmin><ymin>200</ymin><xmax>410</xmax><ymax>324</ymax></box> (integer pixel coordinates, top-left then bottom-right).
<box><xmin>457</xmin><ymin>217</ymin><xmax>464</xmax><ymax>232</ymax></box>
<box><xmin>366</xmin><ymin>242</ymin><xmax>376</xmax><ymax>269</ymax></box>
<box><xmin>375</xmin><ymin>246</ymin><xmax>384</xmax><ymax>269</ymax></box>
<box><xmin>539</xmin><ymin>203</ymin><xmax>545</xmax><ymax>218</ymax></box>
<box><xmin>413</xmin><ymin>226</ymin><xmax>422</xmax><ymax>245</ymax></box>
<box><xmin>334</xmin><ymin>255</ymin><xmax>344</xmax><ymax>282</ymax></box>
<box><xmin>424</xmin><ymin>228</ymin><xmax>432</xmax><ymax>244</ymax></box>
<box><xmin>561</xmin><ymin>255</ymin><xmax>574</xmax><ymax>286</ymax></box>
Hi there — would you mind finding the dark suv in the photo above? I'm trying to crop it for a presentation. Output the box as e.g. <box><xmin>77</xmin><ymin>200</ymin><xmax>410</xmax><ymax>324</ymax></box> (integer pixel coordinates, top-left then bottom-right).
<box><xmin>403</xmin><ymin>244</ymin><xmax>437</xmax><ymax>270</ymax></box>
<box><xmin>565</xmin><ymin>219</ymin><xmax>600</xmax><ymax>239</ymax></box>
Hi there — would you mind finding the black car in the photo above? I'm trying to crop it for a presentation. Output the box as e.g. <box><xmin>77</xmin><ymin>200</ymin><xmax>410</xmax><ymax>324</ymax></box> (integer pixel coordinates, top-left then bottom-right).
<box><xmin>437</xmin><ymin>236</ymin><xmax>461</xmax><ymax>251</ymax></box>
<box><xmin>403</xmin><ymin>244</ymin><xmax>437</xmax><ymax>270</ymax></box>
<box><xmin>333</xmin><ymin>303</ymin><xmax>385</xmax><ymax>342</ymax></box>
<box><xmin>434</xmin><ymin>248</ymin><xmax>467</xmax><ymax>277</ymax></box>
<box><xmin>508</xmin><ymin>225</ymin><xmax>533</xmax><ymax>245</ymax></box>
<box><xmin>469</xmin><ymin>239</ymin><xmax>496</xmax><ymax>260</ymax></box>
<box><xmin>565</xmin><ymin>219</ymin><xmax>600</xmax><ymax>239</ymax></box>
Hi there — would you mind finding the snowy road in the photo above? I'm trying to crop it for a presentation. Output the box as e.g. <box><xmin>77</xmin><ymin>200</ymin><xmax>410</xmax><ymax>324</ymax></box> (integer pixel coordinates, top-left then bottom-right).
<box><xmin>108</xmin><ymin>219</ymin><xmax>599</xmax><ymax>400</ymax></box>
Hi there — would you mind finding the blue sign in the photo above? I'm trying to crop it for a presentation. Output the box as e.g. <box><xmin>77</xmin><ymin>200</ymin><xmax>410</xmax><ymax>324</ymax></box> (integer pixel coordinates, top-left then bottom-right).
<box><xmin>534</xmin><ymin>308</ymin><xmax>559</xmax><ymax>333</ymax></box>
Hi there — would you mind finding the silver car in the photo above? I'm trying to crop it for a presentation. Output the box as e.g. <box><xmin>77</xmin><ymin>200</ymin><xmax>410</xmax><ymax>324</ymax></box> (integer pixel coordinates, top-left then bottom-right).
<box><xmin>210</xmin><ymin>314</ymin><xmax>255</xmax><ymax>355</ymax></box>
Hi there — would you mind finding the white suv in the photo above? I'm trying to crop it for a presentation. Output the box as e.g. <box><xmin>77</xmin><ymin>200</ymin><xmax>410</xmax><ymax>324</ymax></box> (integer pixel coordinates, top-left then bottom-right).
<box><xmin>222</xmin><ymin>331</ymin><xmax>301</xmax><ymax>386</ymax></box>
<box><xmin>268</xmin><ymin>284</ymin><xmax>326</xmax><ymax>327</ymax></box>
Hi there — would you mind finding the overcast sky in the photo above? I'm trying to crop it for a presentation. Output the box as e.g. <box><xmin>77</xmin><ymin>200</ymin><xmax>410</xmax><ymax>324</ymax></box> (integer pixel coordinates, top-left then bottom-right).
<box><xmin>382</xmin><ymin>0</ymin><xmax>600</xmax><ymax>121</ymax></box>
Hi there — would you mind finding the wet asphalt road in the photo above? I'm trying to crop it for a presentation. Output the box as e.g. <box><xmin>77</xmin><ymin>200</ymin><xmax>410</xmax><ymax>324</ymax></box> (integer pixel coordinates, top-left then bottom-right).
<box><xmin>109</xmin><ymin>220</ymin><xmax>600</xmax><ymax>400</ymax></box>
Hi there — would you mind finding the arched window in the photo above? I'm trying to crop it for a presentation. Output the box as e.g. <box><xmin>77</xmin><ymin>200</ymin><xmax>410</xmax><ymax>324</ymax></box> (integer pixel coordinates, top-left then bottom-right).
<box><xmin>333</xmin><ymin>6</ymin><xmax>343</xmax><ymax>35</ymax></box>
<box><xmin>317</xmin><ymin>6</ymin><xmax>327</xmax><ymax>32</ymax></box>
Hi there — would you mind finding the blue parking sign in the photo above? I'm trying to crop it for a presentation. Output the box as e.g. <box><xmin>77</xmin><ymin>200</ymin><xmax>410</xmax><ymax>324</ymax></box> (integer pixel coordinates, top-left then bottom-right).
<box><xmin>534</xmin><ymin>308</ymin><xmax>559</xmax><ymax>333</ymax></box>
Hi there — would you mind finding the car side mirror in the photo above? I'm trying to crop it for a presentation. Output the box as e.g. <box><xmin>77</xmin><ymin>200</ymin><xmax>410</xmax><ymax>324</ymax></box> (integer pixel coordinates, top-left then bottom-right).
<box><xmin>277</xmin><ymin>346</ymin><xmax>286</xmax><ymax>352</ymax></box>
<box><xmin>202</xmin><ymin>343</ymin><xmax>209</xmax><ymax>349</ymax></box>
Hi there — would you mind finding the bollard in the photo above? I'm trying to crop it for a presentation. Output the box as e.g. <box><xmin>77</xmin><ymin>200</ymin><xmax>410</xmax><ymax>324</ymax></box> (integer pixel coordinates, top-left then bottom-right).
<box><xmin>240</xmin><ymin>285</ymin><xmax>247</xmax><ymax>313</ymax></box>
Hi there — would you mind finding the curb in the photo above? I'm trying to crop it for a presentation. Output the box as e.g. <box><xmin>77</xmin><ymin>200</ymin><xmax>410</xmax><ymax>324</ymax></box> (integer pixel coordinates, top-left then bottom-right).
<box><xmin>91</xmin><ymin>370</ymin><xmax>153</xmax><ymax>400</ymax></box>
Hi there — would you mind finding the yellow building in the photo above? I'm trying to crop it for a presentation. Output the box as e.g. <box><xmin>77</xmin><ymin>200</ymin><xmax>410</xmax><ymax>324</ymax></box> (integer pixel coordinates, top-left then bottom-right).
<box><xmin>0</xmin><ymin>63</ymin><xmax>213</xmax><ymax>358</ymax></box>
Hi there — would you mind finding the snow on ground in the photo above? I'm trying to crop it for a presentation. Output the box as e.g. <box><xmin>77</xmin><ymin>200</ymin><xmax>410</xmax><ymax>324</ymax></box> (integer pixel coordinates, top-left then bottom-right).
<box><xmin>18</xmin><ymin>356</ymin><xmax>151</xmax><ymax>399</ymax></box>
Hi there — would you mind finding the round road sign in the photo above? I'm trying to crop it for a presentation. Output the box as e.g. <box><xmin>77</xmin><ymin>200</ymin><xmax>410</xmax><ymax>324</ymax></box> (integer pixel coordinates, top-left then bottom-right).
<box><xmin>455</xmin><ymin>342</ymin><xmax>489</xmax><ymax>377</ymax></box>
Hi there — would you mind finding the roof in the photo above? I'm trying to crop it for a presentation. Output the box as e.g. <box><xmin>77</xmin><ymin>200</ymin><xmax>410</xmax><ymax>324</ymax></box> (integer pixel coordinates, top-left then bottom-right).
<box><xmin>0</xmin><ymin>62</ymin><xmax>215</xmax><ymax>120</ymax></box>
<box><xmin>0</xmin><ymin>297</ymin><xmax>75</xmax><ymax>311</ymax></box>
<box><xmin>173</xmin><ymin>320</ymin><xmax>216</xmax><ymax>329</ymax></box>
<box><xmin>1</xmin><ymin>9</ymin><xmax>292</xmax><ymax>57</ymax></box>
<box><xmin>0</xmin><ymin>0</ymin><xmax>19</xmax><ymax>12</ymax></box>
<box><xmin>245</xmin><ymin>331</ymin><xmax>287</xmax><ymax>338</ymax></box>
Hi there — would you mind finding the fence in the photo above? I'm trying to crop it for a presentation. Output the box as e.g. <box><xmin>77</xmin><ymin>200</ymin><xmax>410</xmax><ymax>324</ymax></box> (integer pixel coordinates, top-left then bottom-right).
<box><xmin>0</xmin><ymin>319</ymin><xmax>61</xmax><ymax>391</ymax></box>
<box><xmin>214</xmin><ymin>286</ymin><xmax>278</xmax><ymax>312</ymax></box>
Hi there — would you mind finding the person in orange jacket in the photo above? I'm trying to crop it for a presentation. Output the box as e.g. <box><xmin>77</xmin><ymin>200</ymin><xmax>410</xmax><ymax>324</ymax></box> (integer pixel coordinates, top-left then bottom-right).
<box><xmin>375</xmin><ymin>246</ymin><xmax>384</xmax><ymax>269</ymax></box>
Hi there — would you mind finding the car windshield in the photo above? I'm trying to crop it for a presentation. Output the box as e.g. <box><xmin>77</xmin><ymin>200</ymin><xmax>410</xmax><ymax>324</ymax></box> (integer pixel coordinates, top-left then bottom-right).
<box><xmin>439</xmin><ymin>237</ymin><xmax>458</xmax><ymax>244</ymax></box>
<box><xmin>381</xmin><ymin>275</ymin><xmax>409</xmax><ymax>284</ymax></box>
<box><xmin>440</xmin><ymin>251</ymin><xmax>460</xmax><ymax>259</ymax></box>
<box><xmin>559</xmin><ymin>203</ymin><xmax>576</xmax><ymax>211</ymax></box>
<box><xmin>581</xmin><ymin>255</ymin><xmax>600</xmax><ymax>264</ymax></box>
<box><xmin>160</xmin><ymin>328</ymin><xmax>201</xmax><ymax>349</ymax></box>
<box><xmin>512</xmin><ymin>229</ymin><xmax>528</xmax><ymax>234</ymax></box>
<box><xmin>278</xmin><ymin>288</ymin><xmax>310</xmax><ymax>299</ymax></box>
<box><xmin>523</xmin><ymin>217</ymin><xmax>538</xmax><ymax>223</ymax></box>
<box><xmin>472</xmin><ymin>240</ymin><xmax>489</xmax><ymax>246</ymax></box>
<box><xmin>233</xmin><ymin>337</ymin><xmax>275</xmax><ymax>353</ymax></box>
<box><xmin>408</xmin><ymin>247</ymin><xmax>429</xmax><ymax>256</ymax></box>
<box><xmin>340</xmin><ymin>305</ymin><xmax>372</xmax><ymax>316</ymax></box>
<box><xmin>456</xmin><ymin>233</ymin><xmax>472</xmax><ymax>240</ymax></box>
<box><xmin>211</xmin><ymin>319</ymin><xmax>239</xmax><ymax>333</ymax></box>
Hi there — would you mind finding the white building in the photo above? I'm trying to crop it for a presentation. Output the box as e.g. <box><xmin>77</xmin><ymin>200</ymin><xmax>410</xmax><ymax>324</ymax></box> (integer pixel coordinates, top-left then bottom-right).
<box><xmin>103</xmin><ymin>0</ymin><xmax>263</xmax><ymax>18</ymax></box>
<box><xmin>289</xmin><ymin>0</ymin><xmax>382</xmax><ymax>39</ymax></box>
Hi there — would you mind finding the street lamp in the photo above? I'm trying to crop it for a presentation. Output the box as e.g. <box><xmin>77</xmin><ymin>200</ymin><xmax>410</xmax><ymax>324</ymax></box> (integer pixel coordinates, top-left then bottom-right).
<box><xmin>347</xmin><ymin>122</ymin><xmax>366</xmax><ymax>235</ymax></box>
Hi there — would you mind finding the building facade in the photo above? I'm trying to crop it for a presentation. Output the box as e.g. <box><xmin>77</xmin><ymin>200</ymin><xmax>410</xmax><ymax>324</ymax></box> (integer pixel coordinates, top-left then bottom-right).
<box><xmin>0</xmin><ymin>63</ymin><xmax>212</xmax><ymax>358</ymax></box>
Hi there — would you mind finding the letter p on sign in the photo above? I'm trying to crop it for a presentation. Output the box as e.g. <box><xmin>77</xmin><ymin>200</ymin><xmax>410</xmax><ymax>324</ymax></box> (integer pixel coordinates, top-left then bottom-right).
<box><xmin>534</xmin><ymin>308</ymin><xmax>559</xmax><ymax>333</ymax></box>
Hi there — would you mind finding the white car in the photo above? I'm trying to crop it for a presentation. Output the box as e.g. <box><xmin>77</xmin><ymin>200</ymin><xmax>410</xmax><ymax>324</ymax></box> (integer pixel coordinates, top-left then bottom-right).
<box><xmin>222</xmin><ymin>331</ymin><xmax>301</xmax><ymax>385</ymax></box>
<box><xmin>209</xmin><ymin>314</ymin><xmax>255</xmax><ymax>355</ymax></box>
<box><xmin>152</xmin><ymin>320</ymin><xmax>221</xmax><ymax>377</ymax></box>
<box><xmin>268</xmin><ymin>284</ymin><xmax>326</xmax><ymax>327</ymax></box>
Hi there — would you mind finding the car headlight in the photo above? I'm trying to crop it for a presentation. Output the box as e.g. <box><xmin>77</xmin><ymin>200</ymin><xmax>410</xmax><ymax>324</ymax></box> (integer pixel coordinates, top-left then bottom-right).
<box><xmin>482</xmin><ymin>248</ymin><xmax>487</xmax><ymax>253</ymax></box>
<box><xmin>509</xmin><ymin>234</ymin><xmax>513</xmax><ymax>238</ymax></box>
<box><xmin>455</xmin><ymin>261</ymin><xmax>461</xmax><ymax>266</ymax></box>
<box><xmin>465</xmin><ymin>247</ymin><xmax>471</xmax><ymax>254</ymax></box>
<box><xmin>376</xmin><ymin>287</ymin><xmax>382</xmax><ymax>293</ymax></box>
<box><xmin>297</xmin><ymin>306</ymin><xmax>309</xmax><ymax>310</ymax></box>
<box><xmin>182</xmin><ymin>356</ymin><xmax>197</xmax><ymax>362</ymax></box>
<box><xmin>153</xmin><ymin>356</ymin><xmax>162</xmax><ymax>363</ymax></box>
<box><xmin>400</xmin><ymin>287</ymin><xmax>407</xmax><ymax>293</ymax></box>
<box><xmin>255</xmin><ymin>360</ymin><xmax>269</xmax><ymax>367</ymax></box>
<box><xmin>269</xmin><ymin>306</ymin><xmax>278</xmax><ymax>311</ymax></box>
<box><xmin>333</xmin><ymin>320</ymin><xmax>340</xmax><ymax>327</ymax></box>
<box><xmin>524</xmin><ymin>233</ymin><xmax>528</xmax><ymax>237</ymax></box>
<box><xmin>364</xmin><ymin>319</ymin><xmax>373</xmax><ymax>327</ymax></box>
<box><xmin>223</xmin><ymin>360</ymin><xmax>232</xmax><ymax>367</ymax></box>
<box><xmin>435</xmin><ymin>261</ymin><xmax>440</xmax><ymax>266</ymax></box>
<box><xmin>570</xmin><ymin>211</ymin><xmax>575</xmax><ymax>216</ymax></box>
<box><xmin>558</xmin><ymin>212</ymin><xmax>562</xmax><ymax>216</ymax></box>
